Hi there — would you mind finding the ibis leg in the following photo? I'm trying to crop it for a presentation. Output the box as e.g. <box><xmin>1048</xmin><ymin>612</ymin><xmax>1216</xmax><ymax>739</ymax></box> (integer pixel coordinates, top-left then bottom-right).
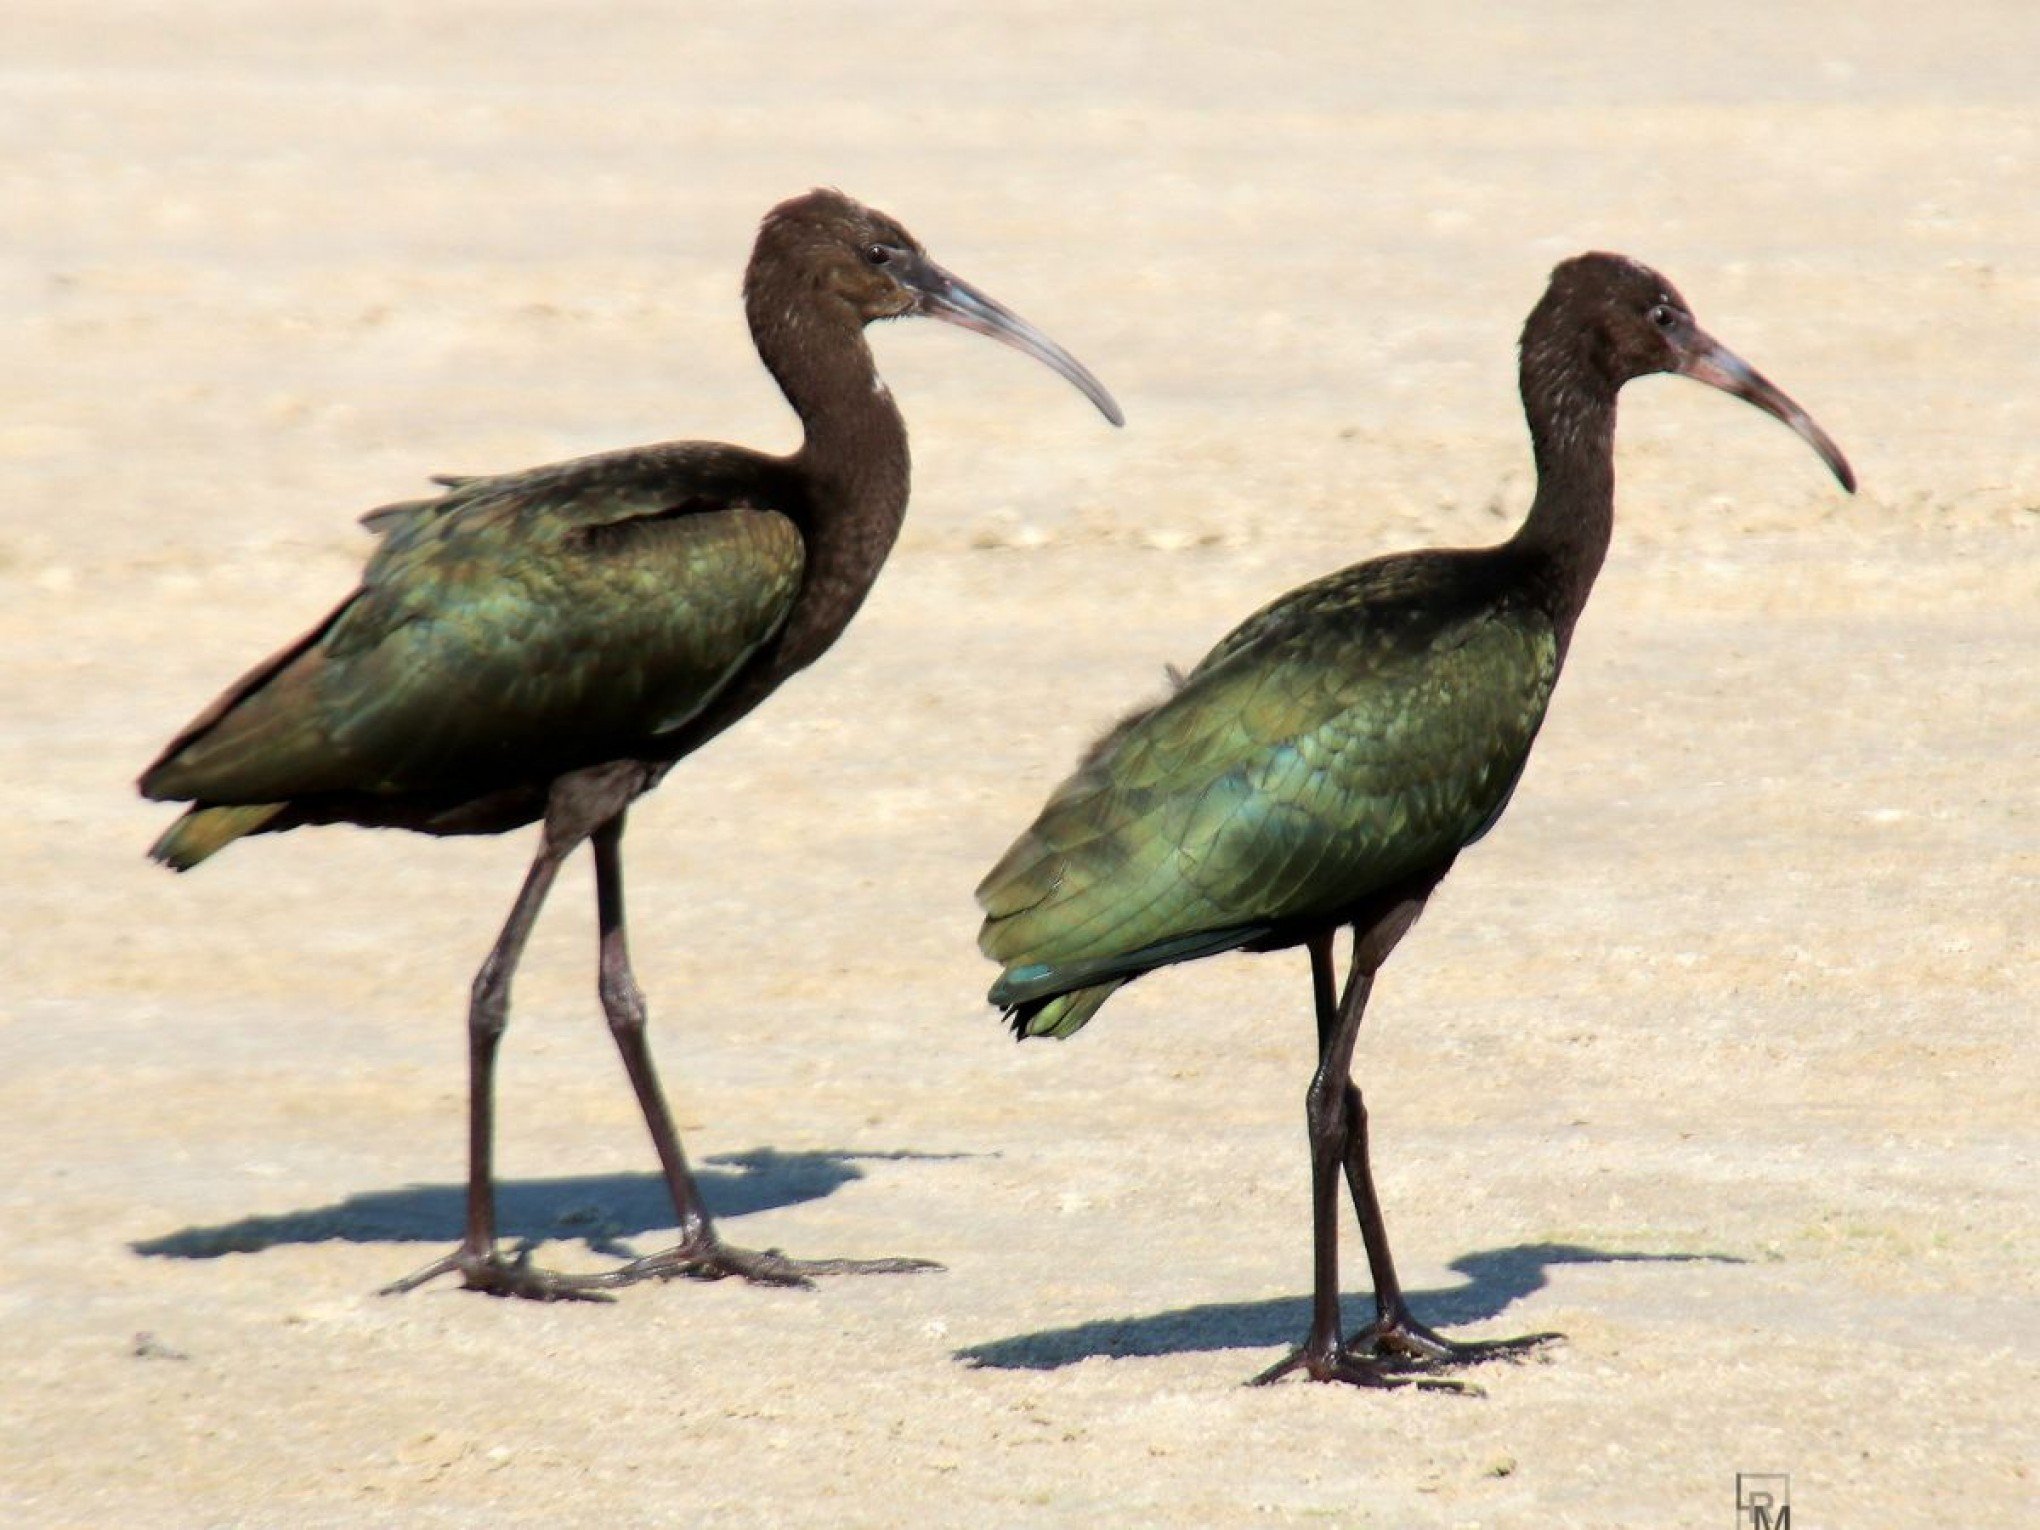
<box><xmin>578</xmin><ymin>816</ymin><xmax>940</xmax><ymax>1289</ymax></box>
<box><xmin>1251</xmin><ymin>917</ymin><xmax>1467</xmax><ymax>1391</ymax></box>
<box><xmin>381</xmin><ymin>815</ymin><xmax>617</xmax><ymax>1300</ymax></box>
<box><xmin>1340</xmin><ymin>1074</ymin><xmax>1560</xmax><ymax>1366</ymax></box>
<box><xmin>1299</xmin><ymin>911</ymin><xmax>1562</xmax><ymax>1369</ymax></box>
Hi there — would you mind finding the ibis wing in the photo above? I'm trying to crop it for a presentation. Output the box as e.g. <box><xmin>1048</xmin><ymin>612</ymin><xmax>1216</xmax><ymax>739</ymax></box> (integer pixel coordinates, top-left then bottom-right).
<box><xmin>142</xmin><ymin>447</ymin><xmax>807</xmax><ymax>805</ymax></box>
<box><xmin>978</xmin><ymin>566</ymin><xmax>1559</xmax><ymax>988</ymax></box>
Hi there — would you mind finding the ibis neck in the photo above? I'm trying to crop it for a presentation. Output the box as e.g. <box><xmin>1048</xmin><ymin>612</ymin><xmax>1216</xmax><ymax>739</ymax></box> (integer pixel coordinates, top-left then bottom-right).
<box><xmin>747</xmin><ymin>289</ymin><xmax>912</xmax><ymax>671</ymax></box>
<box><xmin>1507</xmin><ymin>372</ymin><xmax>1619</xmax><ymax>641</ymax></box>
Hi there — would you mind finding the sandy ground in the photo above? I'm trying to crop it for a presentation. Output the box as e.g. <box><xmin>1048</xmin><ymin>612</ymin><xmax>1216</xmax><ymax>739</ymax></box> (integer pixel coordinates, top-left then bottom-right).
<box><xmin>3</xmin><ymin>3</ymin><xmax>2036</xmax><ymax>1525</ymax></box>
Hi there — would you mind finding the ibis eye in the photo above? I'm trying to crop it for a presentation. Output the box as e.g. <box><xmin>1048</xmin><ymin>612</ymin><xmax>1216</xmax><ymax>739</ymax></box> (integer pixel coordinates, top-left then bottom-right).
<box><xmin>864</xmin><ymin>244</ymin><xmax>893</xmax><ymax>267</ymax></box>
<box><xmin>1648</xmin><ymin>303</ymin><xmax>1678</xmax><ymax>330</ymax></box>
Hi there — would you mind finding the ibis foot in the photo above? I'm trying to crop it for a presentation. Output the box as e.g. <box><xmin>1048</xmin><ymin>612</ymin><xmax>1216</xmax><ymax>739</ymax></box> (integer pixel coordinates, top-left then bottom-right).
<box><xmin>378</xmin><ymin>1245</ymin><xmax>619</xmax><ymax>1303</ymax></box>
<box><xmin>1248</xmin><ymin>1340</ymin><xmax>1480</xmax><ymax>1394</ymax></box>
<box><xmin>1358</xmin><ymin>1308</ymin><xmax>1563</xmax><ymax>1369</ymax></box>
<box><xmin>587</xmin><ymin>1238</ymin><xmax>943</xmax><ymax>1291</ymax></box>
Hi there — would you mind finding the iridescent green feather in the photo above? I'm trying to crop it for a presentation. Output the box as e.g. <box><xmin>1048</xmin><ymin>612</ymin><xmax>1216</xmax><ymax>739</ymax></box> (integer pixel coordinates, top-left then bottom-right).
<box><xmin>142</xmin><ymin>445</ymin><xmax>806</xmax><ymax>863</ymax></box>
<box><xmin>979</xmin><ymin>551</ymin><xmax>1560</xmax><ymax>1037</ymax></box>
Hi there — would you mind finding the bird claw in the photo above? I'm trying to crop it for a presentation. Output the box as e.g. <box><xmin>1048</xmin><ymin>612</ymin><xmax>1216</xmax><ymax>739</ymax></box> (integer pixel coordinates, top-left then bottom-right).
<box><xmin>378</xmin><ymin>1244</ymin><xmax>618</xmax><ymax>1303</ymax></box>
<box><xmin>1244</xmin><ymin>1312</ymin><xmax>1562</xmax><ymax>1391</ymax></box>
<box><xmin>376</xmin><ymin>1235</ymin><xmax>939</xmax><ymax>1297</ymax></box>
<box><xmin>577</xmin><ymin>1240</ymin><xmax>943</xmax><ymax>1291</ymax></box>
<box><xmin>1249</xmin><ymin>1341</ymin><xmax>1480</xmax><ymax>1394</ymax></box>
<box><xmin>1354</xmin><ymin>1313</ymin><xmax>1563</xmax><ymax>1369</ymax></box>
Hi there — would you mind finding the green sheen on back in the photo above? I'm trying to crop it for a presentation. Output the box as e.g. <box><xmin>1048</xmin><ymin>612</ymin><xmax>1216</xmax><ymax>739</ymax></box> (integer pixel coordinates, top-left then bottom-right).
<box><xmin>144</xmin><ymin>448</ymin><xmax>806</xmax><ymax>807</ymax></box>
<box><xmin>978</xmin><ymin>550</ymin><xmax>1560</xmax><ymax>1019</ymax></box>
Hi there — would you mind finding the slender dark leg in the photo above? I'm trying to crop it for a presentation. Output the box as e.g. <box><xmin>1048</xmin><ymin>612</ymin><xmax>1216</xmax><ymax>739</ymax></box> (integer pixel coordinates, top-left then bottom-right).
<box><xmin>578</xmin><ymin>816</ymin><xmax>939</xmax><ymax>1288</ymax></box>
<box><xmin>1251</xmin><ymin>918</ymin><xmax>1466</xmax><ymax>1391</ymax></box>
<box><xmin>1302</xmin><ymin>911</ymin><xmax>1561</xmax><ymax>1368</ymax></box>
<box><xmin>381</xmin><ymin>818</ymin><xmax>615</xmax><ymax>1300</ymax></box>
<box><xmin>1342</xmin><ymin>1082</ymin><xmax>1560</xmax><ymax>1367</ymax></box>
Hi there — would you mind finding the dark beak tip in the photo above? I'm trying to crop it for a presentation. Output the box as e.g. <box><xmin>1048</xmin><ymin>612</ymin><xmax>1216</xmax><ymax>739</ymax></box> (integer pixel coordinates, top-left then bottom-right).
<box><xmin>1814</xmin><ymin>432</ymin><xmax>1856</xmax><ymax>495</ymax></box>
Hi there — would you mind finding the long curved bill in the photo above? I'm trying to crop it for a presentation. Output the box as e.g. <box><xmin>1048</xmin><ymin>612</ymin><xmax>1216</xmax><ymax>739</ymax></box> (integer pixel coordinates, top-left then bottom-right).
<box><xmin>901</xmin><ymin>255</ymin><xmax>1124</xmax><ymax>427</ymax></box>
<box><xmin>1675</xmin><ymin>333</ymin><xmax>1855</xmax><ymax>493</ymax></box>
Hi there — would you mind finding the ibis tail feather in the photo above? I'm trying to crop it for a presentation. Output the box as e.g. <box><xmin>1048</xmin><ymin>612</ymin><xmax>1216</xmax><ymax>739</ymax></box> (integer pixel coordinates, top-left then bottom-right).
<box><xmin>148</xmin><ymin>803</ymin><xmax>285</xmax><ymax>871</ymax></box>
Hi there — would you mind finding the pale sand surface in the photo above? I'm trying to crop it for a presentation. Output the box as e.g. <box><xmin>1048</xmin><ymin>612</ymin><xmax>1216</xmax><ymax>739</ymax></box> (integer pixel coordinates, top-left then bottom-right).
<box><xmin>2</xmin><ymin>3</ymin><xmax>2035</xmax><ymax>1525</ymax></box>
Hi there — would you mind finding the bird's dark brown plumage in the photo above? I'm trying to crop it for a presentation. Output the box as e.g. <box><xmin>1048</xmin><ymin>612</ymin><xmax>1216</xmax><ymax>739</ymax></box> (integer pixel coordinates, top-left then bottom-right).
<box><xmin>977</xmin><ymin>252</ymin><xmax>1853</xmax><ymax>1387</ymax></box>
<box><xmin>141</xmin><ymin>188</ymin><xmax>1121</xmax><ymax>1299</ymax></box>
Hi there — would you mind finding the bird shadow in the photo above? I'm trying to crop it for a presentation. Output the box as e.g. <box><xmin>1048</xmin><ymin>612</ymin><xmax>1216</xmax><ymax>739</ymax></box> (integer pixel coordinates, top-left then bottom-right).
<box><xmin>957</xmin><ymin>1241</ymin><xmax>1738</xmax><ymax>1370</ymax></box>
<box><xmin>132</xmin><ymin>1147</ymin><xmax>963</xmax><ymax>1263</ymax></box>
